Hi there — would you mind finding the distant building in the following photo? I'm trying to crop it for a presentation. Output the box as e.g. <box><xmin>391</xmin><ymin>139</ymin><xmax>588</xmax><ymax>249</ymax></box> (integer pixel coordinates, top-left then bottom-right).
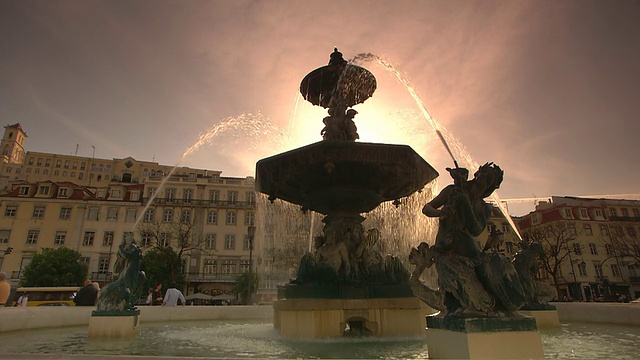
<box><xmin>0</xmin><ymin>123</ymin><xmax>256</xmax><ymax>298</ymax></box>
<box><xmin>518</xmin><ymin>196</ymin><xmax>640</xmax><ymax>301</ymax></box>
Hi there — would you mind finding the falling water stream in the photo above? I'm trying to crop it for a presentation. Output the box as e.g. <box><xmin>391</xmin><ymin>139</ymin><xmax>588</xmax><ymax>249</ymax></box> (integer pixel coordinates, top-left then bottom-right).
<box><xmin>351</xmin><ymin>53</ymin><xmax>522</xmax><ymax>240</ymax></box>
<box><xmin>132</xmin><ymin>112</ymin><xmax>285</xmax><ymax>230</ymax></box>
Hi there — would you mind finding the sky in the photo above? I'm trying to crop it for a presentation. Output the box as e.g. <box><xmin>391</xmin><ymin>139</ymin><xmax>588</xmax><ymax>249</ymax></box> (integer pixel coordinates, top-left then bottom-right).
<box><xmin>1</xmin><ymin>0</ymin><xmax>639</xmax><ymax>216</ymax></box>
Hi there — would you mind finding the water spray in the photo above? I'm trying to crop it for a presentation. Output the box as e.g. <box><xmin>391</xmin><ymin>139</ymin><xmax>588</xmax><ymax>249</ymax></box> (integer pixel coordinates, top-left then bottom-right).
<box><xmin>352</xmin><ymin>52</ymin><xmax>523</xmax><ymax>240</ymax></box>
<box><xmin>436</xmin><ymin>129</ymin><xmax>459</xmax><ymax>169</ymax></box>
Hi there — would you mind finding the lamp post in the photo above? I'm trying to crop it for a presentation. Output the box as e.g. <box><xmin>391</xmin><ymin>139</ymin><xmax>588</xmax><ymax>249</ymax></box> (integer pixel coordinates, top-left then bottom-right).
<box><xmin>247</xmin><ymin>225</ymin><xmax>256</xmax><ymax>305</ymax></box>
<box><xmin>566</xmin><ymin>243</ymin><xmax>582</xmax><ymax>300</ymax></box>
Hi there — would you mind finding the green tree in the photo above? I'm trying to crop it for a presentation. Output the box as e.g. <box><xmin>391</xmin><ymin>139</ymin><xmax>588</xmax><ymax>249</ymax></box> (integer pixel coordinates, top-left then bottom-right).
<box><xmin>232</xmin><ymin>272</ymin><xmax>258</xmax><ymax>304</ymax></box>
<box><xmin>20</xmin><ymin>247</ymin><xmax>87</xmax><ymax>287</ymax></box>
<box><xmin>141</xmin><ymin>247</ymin><xmax>186</xmax><ymax>291</ymax></box>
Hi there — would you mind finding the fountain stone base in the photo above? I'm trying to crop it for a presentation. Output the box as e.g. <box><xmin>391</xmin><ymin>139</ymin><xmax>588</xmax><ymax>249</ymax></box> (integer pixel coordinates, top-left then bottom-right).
<box><xmin>88</xmin><ymin>309</ymin><xmax>140</xmax><ymax>338</ymax></box>
<box><xmin>425</xmin><ymin>315</ymin><xmax>544</xmax><ymax>359</ymax></box>
<box><xmin>274</xmin><ymin>296</ymin><xmax>434</xmax><ymax>339</ymax></box>
<box><xmin>519</xmin><ymin>309</ymin><xmax>560</xmax><ymax>328</ymax></box>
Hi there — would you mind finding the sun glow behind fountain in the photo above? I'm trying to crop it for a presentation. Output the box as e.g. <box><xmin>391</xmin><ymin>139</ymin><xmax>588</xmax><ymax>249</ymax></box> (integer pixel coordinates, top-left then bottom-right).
<box><xmin>132</xmin><ymin>50</ymin><xmax>522</xmax><ymax>282</ymax></box>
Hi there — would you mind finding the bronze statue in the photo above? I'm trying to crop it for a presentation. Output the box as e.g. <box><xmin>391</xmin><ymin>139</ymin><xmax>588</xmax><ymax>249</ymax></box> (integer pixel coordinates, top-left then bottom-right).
<box><xmin>320</xmin><ymin>107</ymin><xmax>360</xmax><ymax>142</ymax></box>
<box><xmin>512</xmin><ymin>242</ymin><xmax>555</xmax><ymax>308</ymax></box>
<box><xmin>412</xmin><ymin>163</ymin><xmax>526</xmax><ymax>317</ymax></box>
<box><xmin>292</xmin><ymin>220</ymin><xmax>409</xmax><ymax>286</ymax></box>
<box><xmin>95</xmin><ymin>236</ymin><xmax>147</xmax><ymax>312</ymax></box>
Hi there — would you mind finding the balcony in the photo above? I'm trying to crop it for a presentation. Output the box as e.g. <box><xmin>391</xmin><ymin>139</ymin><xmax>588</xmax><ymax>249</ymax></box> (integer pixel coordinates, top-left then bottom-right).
<box><xmin>608</xmin><ymin>215</ymin><xmax>640</xmax><ymax>222</ymax></box>
<box><xmin>91</xmin><ymin>272</ymin><xmax>114</xmax><ymax>282</ymax></box>
<box><xmin>143</xmin><ymin>198</ymin><xmax>256</xmax><ymax>209</ymax></box>
<box><xmin>630</xmin><ymin>276</ymin><xmax>640</xmax><ymax>284</ymax></box>
<box><xmin>186</xmin><ymin>272</ymin><xmax>241</xmax><ymax>283</ymax></box>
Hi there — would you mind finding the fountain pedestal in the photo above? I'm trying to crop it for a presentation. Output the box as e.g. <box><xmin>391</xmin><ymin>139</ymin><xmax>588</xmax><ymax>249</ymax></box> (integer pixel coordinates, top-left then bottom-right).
<box><xmin>519</xmin><ymin>308</ymin><xmax>560</xmax><ymax>328</ymax></box>
<box><xmin>274</xmin><ymin>297</ymin><xmax>434</xmax><ymax>339</ymax></box>
<box><xmin>257</xmin><ymin>49</ymin><xmax>439</xmax><ymax>339</ymax></box>
<box><xmin>88</xmin><ymin>310</ymin><xmax>140</xmax><ymax>338</ymax></box>
<box><xmin>425</xmin><ymin>315</ymin><xmax>544</xmax><ymax>359</ymax></box>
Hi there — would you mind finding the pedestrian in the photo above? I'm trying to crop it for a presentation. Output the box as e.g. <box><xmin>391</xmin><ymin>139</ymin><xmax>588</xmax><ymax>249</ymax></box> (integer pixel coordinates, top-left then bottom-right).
<box><xmin>92</xmin><ymin>282</ymin><xmax>101</xmax><ymax>305</ymax></box>
<box><xmin>163</xmin><ymin>285</ymin><xmax>185</xmax><ymax>306</ymax></box>
<box><xmin>0</xmin><ymin>272</ymin><xmax>10</xmax><ymax>307</ymax></box>
<box><xmin>16</xmin><ymin>292</ymin><xmax>28</xmax><ymax>307</ymax></box>
<box><xmin>151</xmin><ymin>283</ymin><xmax>163</xmax><ymax>305</ymax></box>
<box><xmin>145</xmin><ymin>288</ymin><xmax>154</xmax><ymax>305</ymax></box>
<box><xmin>73</xmin><ymin>279</ymin><xmax>98</xmax><ymax>306</ymax></box>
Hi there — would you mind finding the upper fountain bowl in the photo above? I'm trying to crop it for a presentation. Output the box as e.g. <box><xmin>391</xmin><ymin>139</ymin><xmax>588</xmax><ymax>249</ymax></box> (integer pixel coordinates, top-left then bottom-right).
<box><xmin>300</xmin><ymin>48</ymin><xmax>377</xmax><ymax>109</ymax></box>
<box><xmin>255</xmin><ymin>140</ymin><xmax>438</xmax><ymax>215</ymax></box>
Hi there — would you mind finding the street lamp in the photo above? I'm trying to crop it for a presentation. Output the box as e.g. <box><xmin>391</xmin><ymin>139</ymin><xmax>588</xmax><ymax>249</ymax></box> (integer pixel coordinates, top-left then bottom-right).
<box><xmin>566</xmin><ymin>243</ymin><xmax>582</xmax><ymax>300</ymax></box>
<box><xmin>247</xmin><ymin>225</ymin><xmax>256</xmax><ymax>304</ymax></box>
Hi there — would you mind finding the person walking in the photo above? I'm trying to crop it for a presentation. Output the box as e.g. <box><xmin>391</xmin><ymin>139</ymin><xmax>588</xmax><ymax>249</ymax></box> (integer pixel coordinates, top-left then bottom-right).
<box><xmin>73</xmin><ymin>279</ymin><xmax>98</xmax><ymax>306</ymax></box>
<box><xmin>163</xmin><ymin>285</ymin><xmax>185</xmax><ymax>306</ymax></box>
<box><xmin>151</xmin><ymin>283</ymin><xmax>164</xmax><ymax>305</ymax></box>
<box><xmin>0</xmin><ymin>272</ymin><xmax>10</xmax><ymax>307</ymax></box>
<box><xmin>16</xmin><ymin>292</ymin><xmax>28</xmax><ymax>307</ymax></box>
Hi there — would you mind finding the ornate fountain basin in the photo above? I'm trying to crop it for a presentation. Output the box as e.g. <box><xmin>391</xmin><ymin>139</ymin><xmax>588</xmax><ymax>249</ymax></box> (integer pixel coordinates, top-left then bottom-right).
<box><xmin>255</xmin><ymin>140</ymin><xmax>438</xmax><ymax>215</ymax></box>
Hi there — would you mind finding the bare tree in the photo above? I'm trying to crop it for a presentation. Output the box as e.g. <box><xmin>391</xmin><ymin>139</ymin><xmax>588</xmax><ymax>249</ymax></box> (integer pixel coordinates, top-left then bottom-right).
<box><xmin>521</xmin><ymin>221</ymin><xmax>582</xmax><ymax>297</ymax></box>
<box><xmin>608</xmin><ymin>224</ymin><xmax>640</xmax><ymax>265</ymax></box>
<box><xmin>136</xmin><ymin>212</ymin><xmax>216</xmax><ymax>289</ymax></box>
<box><xmin>137</xmin><ymin>218</ymin><xmax>214</xmax><ymax>258</ymax></box>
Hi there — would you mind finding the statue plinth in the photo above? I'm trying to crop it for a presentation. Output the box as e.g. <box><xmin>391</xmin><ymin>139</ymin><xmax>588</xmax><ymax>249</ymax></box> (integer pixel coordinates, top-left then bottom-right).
<box><xmin>519</xmin><ymin>305</ymin><xmax>561</xmax><ymax>328</ymax></box>
<box><xmin>425</xmin><ymin>314</ymin><xmax>544</xmax><ymax>359</ymax></box>
<box><xmin>88</xmin><ymin>309</ymin><xmax>140</xmax><ymax>338</ymax></box>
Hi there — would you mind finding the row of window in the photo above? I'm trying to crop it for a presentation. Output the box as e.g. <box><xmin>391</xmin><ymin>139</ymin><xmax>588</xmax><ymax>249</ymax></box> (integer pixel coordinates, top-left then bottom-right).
<box><xmin>534</xmin><ymin>207</ymin><xmax>640</xmax><ymax>225</ymax></box>
<box><xmin>25</xmin><ymin>157</ymin><xmax>114</xmax><ymax>171</ymax></box>
<box><xmin>203</xmin><ymin>259</ymin><xmax>251</xmax><ymax>274</ymax></box>
<box><xmin>4</xmin><ymin>167</ymin><xmax>116</xmax><ymax>183</ymax></box>
<box><xmin>571</xmin><ymin>261</ymin><xmax>629</xmax><ymax>278</ymax></box>
<box><xmin>487</xmin><ymin>222</ymin><xmax>513</xmax><ymax>233</ymax></box>
<box><xmin>4</xmin><ymin>204</ymin><xmax>138</xmax><ymax>222</ymax></box>
<box><xmin>4</xmin><ymin>204</ymin><xmax>73</xmax><ymax>219</ymax></box>
<box><xmin>141</xmin><ymin>208</ymin><xmax>255</xmax><ymax>226</ymax></box>
<box><xmin>85</xmin><ymin>256</ymin><xmax>251</xmax><ymax>275</ymax></box>
<box><xmin>608</xmin><ymin>207</ymin><xmax>640</xmax><ymax>218</ymax></box>
<box><xmin>2</xmin><ymin>204</ymin><xmax>256</xmax><ymax>226</ymax></box>
<box><xmin>572</xmin><ymin>241</ymin><xmax>640</xmax><ymax>258</ymax></box>
<box><xmin>544</xmin><ymin>223</ymin><xmax>639</xmax><ymax>239</ymax></box>
<box><xmin>146</xmin><ymin>188</ymin><xmax>256</xmax><ymax>204</ymax></box>
<box><xmin>565</xmin><ymin>207</ymin><xmax>640</xmax><ymax>220</ymax></box>
<box><xmin>0</xmin><ymin>228</ymin><xmax>251</xmax><ymax>251</ymax></box>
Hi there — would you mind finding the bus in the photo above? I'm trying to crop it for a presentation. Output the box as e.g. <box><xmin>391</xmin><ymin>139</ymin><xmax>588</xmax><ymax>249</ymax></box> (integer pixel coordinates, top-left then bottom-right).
<box><xmin>14</xmin><ymin>287</ymin><xmax>80</xmax><ymax>306</ymax></box>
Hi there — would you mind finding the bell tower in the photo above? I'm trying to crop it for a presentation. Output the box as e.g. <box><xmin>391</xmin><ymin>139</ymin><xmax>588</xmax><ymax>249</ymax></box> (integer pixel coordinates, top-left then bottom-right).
<box><xmin>1</xmin><ymin>123</ymin><xmax>28</xmax><ymax>164</ymax></box>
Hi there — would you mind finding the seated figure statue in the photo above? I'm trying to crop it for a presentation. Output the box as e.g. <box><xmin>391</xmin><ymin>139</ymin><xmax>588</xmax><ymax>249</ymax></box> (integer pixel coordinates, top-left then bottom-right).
<box><xmin>414</xmin><ymin>163</ymin><xmax>526</xmax><ymax>317</ymax></box>
<box><xmin>294</xmin><ymin>223</ymin><xmax>351</xmax><ymax>284</ymax></box>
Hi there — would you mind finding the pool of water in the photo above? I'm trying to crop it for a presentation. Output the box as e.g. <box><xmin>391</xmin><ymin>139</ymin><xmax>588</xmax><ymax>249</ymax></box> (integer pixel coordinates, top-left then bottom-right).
<box><xmin>1</xmin><ymin>320</ymin><xmax>638</xmax><ymax>359</ymax></box>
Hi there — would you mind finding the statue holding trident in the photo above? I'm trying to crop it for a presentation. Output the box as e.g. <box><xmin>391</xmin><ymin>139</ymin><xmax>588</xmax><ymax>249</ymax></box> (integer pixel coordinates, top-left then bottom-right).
<box><xmin>410</xmin><ymin>161</ymin><xmax>527</xmax><ymax>317</ymax></box>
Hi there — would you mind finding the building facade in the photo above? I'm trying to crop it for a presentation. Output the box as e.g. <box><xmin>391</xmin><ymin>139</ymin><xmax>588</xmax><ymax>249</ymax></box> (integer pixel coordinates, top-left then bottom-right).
<box><xmin>0</xmin><ymin>123</ymin><xmax>256</xmax><ymax>298</ymax></box>
<box><xmin>517</xmin><ymin>196</ymin><xmax>640</xmax><ymax>301</ymax></box>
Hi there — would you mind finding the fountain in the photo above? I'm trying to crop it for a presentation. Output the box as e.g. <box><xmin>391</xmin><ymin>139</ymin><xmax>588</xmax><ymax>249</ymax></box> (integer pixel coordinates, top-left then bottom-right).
<box><xmin>1</xmin><ymin>48</ymin><xmax>640</xmax><ymax>360</ymax></box>
<box><xmin>256</xmin><ymin>48</ymin><xmax>439</xmax><ymax>338</ymax></box>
